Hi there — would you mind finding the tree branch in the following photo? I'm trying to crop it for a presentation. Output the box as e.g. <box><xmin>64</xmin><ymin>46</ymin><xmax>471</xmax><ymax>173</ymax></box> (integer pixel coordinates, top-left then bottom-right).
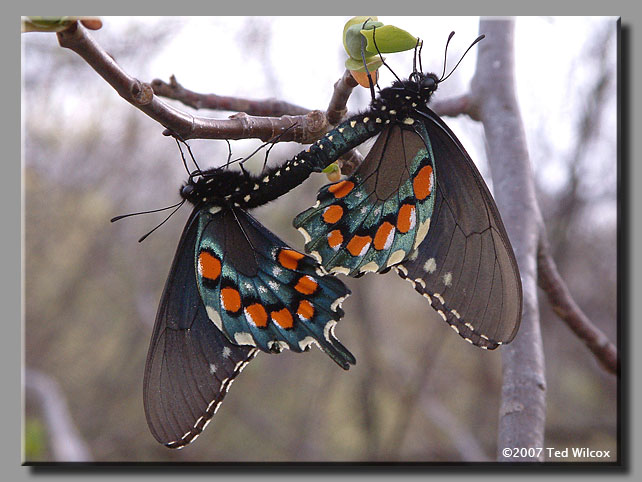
<box><xmin>430</xmin><ymin>93</ymin><xmax>477</xmax><ymax>120</ymax></box>
<box><xmin>151</xmin><ymin>75</ymin><xmax>312</xmax><ymax>116</ymax></box>
<box><xmin>470</xmin><ymin>18</ymin><xmax>547</xmax><ymax>461</ymax></box>
<box><xmin>326</xmin><ymin>69</ymin><xmax>359</xmax><ymax>125</ymax></box>
<box><xmin>54</xmin><ymin>20</ymin><xmax>475</xmax><ymax>171</ymax></box>
<box><xmin>56</xmin><ymin>22</ymin><xmax>329</xmax><ymax>143</ymax></box>
<box><xmin>152</xmin><ymin>69</ymin><xmax>362</xmax><ymax>166</ymax></box>
<box><xmin>537</xmin><ymin>232</ymin><xmax>618</xmax><ymax>374</ymax></box>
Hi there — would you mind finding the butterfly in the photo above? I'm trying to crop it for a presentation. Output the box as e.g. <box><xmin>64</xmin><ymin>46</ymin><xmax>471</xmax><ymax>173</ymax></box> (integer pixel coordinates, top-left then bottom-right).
<box><xmin>292</xmin><ymin>33</ymin><xmax>522</xmax><ymax>349</ymax></box>
<box><xmin>142</xmin><ymin>155</ymin><xmax>354</xmax><ymax>448</ymax></box>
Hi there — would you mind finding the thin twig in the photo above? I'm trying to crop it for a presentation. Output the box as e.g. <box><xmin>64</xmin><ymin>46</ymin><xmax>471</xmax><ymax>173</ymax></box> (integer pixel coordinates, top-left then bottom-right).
<box><xmin>152</xmin><ymin>75</ymin><xmax>311</xmax><ymax>116</ymax></box>
<box><xmin>537</xmin><ymin>232</ymin><xmax>618</xmax><ymax>374</ymax></box>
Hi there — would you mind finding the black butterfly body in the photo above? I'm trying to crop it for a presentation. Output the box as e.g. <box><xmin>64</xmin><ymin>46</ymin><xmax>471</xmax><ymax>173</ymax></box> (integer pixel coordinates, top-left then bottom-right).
<box><xmin>293</xmin><ymin>70</ymin><xmax>523</xmax><ymax>349</ymax></box>
<box><xmin>144</xmin><ymin>166</ymin><xmax>354</xmax><ymax>448</ymax></box>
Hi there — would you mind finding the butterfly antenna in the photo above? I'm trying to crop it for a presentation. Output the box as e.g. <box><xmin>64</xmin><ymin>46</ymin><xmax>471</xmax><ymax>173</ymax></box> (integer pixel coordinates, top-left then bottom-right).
<box><xmin>418</xmin><ymin>38</ymin><xmax>424</xmax><ymax>74</ymax></box>
<box><xmin>110</xmin><ymin>199</ymin><xmax>185</xmax><ymax>223</ymax></box>
<box><xmin>440</xmin><ymin>33</ymin><xmax>485</xmax><ymax>83</ymax></box>
<box><xmin>137</xmin><ymin>199</ymin><xmax>187</xmax><ymax>243</ymax></box>
<box><xmin>371</xmin><ymin>24</ymin><xmax>403</xmax><ymax>84</ymax></box>
<box><xmin>439</xmin><ymin>31</ymin><xmax>456</xmax><ymax>81</ymax></box>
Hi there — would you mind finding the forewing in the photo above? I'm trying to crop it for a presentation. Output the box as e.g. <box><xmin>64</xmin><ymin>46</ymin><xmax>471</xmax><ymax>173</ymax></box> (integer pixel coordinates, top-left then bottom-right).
<box><xmin>396</xmin><ymin>108</ymin><xmax>522</xmax><ymax>348</ymax></box>
<box><xmin>143</xmin><ymin>208</ymin><xmax>258</xmax><ymax>448</ymax></box>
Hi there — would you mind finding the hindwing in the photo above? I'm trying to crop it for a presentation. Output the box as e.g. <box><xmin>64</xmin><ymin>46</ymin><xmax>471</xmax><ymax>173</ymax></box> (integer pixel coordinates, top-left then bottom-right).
<box><xmin>195</xmin><ymin>207</ymin><xmax>354</xmax><ymax>369</ymax></box>
<box><xmin>395</xmin><ymin>108</ymin><xmax>522</xmax><ymax>348</ymax></box>
<box><xmin>294</xmin><ymin>122</ymin><xmax>435</xmax><ymax>276</ymax></box>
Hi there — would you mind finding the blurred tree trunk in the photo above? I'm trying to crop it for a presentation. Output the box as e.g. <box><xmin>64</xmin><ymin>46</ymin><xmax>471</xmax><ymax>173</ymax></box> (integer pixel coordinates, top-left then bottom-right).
<box><xmin>24</xmin><ymin>368</ymin><xmax>93</xmax><ymax>462</ymax></box>
<box><xmin>471</xmin><ymin>18</ymin><xmax>547</xmax><ymax>460</ymax></box>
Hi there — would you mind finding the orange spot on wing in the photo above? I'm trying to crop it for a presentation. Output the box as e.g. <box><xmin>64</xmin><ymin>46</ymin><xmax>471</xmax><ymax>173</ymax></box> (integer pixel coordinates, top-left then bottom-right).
<box><xmin>328</xmin><ymin>230</ymin><xmax>344</xmax><ymax>249</ymax></box>
<box><xmin>397</xmin><ymin>204</ymin><xmax>416</xmax><ymax>233</ymax></box>
<box><xmin>198</xmin><ymin>251</ymin><xmax>221</xmax><ymax>282</ymax></box>
<box><xmin>278</xmin><ymin>249</ymin><xmax>305</xmax><ymax>270</ymax></box>
<box><xmin>221</xmin><ymin>287</ymin><xmax>241</xmax><ymax>313</ymax></box>
<box><xmin>297</xmin><ymin>300</ymin><xmax>315</xmax><ymax>320</ymax></box>
<box><xmin>413</xmin><ymin>165</ymin><xmax>434</xmax><ymax>200</ymax></box>
<box><xmin>328</xmin><ymin>180</ymin><xmax>355</xmax><ymax>199</ymax></box>
<box><xmin>295</xmin><ymin>275</ymin><xmax>318</xmax><ymax>295</ymax></box>
<box><xmin>271</xmin><ymin>308</ymin><xmax>294</xmax><ymax>329</ymax></box>
<box><xmin>374</xmin><ymin>222</ymin><xmax>395</xmax><ymax>250</ymax></box>
<box><xmin>347</xmin><ymin>235</ymin><xmax>372</xmax><ymax>257</ymax></box>
<box><xmin>322</xmin><ymin>205</ymin><xmax>344</xmax><ymax>224</ymax></box>
<box><xmin>245</xmin><ymin>303</ymin><xmax>268</xmax><ymax>327</ymax></box>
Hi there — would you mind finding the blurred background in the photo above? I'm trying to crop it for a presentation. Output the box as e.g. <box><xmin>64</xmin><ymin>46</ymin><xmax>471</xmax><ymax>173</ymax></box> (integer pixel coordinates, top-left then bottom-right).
<box><xmin>22</xmin><ymin>16</ymin><xmax>617</xmax><ymax>462</ymax></box>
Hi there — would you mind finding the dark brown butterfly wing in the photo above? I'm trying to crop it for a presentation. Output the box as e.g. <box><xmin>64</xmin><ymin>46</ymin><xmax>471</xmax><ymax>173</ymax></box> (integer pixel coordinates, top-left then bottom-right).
<box><xmin>396</xmin><ymin>107</ymin><xmax>522</xmax><ymax>349</ymax></box>
<box><xmin>143</xmin><ymin>209</ymin><xmax>257</xmax><ymax>448</ymax></box>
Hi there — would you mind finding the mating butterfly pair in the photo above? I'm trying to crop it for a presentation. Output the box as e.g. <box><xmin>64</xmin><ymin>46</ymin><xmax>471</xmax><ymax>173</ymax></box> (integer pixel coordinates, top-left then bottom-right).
<box><xmin>142</xmin><ymin>39</ymin><xmax>522</xmax><ymax>449</ymax></box>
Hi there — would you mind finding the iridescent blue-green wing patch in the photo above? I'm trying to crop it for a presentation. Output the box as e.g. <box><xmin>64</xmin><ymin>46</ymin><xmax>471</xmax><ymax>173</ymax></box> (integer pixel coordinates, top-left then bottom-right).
<box><xmin>395</xmin><ymin>108</ymin><xmax>522</xmax><ymax>349</ymax></box>
<box><xmin>195</xmin><ymin>207</ymin><xmax>354</xmax><ymax>369</ymax></box>
<box><xmin>293</xmin><ymin>121</ymin><xmax>435</xmax><ymax>277</ymax></box>
<box><xmin>143</xmin><ymin>209</ymin><xmax>258</xmax><ymax>449</ymax></box>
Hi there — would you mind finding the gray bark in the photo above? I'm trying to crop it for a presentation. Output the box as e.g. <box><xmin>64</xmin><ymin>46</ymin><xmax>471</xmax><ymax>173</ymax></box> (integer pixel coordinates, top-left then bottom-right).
<box><xmin>470</xmin><ymin>18</ymin><xmax>547</xmax><ymax>461</ymax></box>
